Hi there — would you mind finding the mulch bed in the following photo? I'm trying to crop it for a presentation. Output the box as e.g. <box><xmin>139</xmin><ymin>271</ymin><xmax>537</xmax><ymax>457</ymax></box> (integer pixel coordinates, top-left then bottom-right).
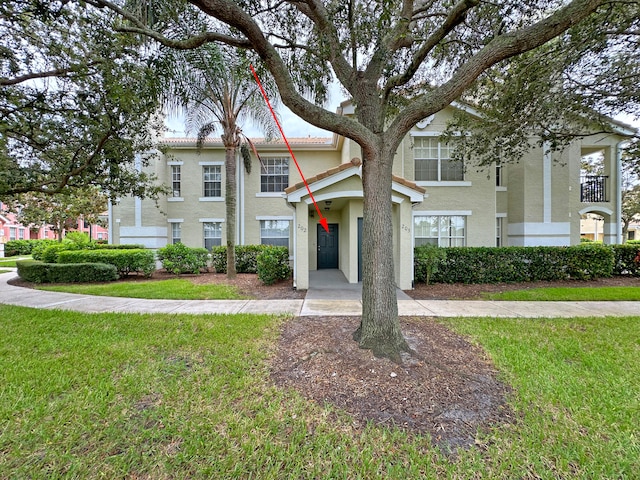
<box><xmin>270</xmin><ymin>316</ymin><xmax>513</xmax><ymax>451</ymax></box>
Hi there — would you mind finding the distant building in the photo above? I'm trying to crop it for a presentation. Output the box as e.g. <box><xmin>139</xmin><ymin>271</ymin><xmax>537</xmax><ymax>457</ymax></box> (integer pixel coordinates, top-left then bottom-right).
<box><xmin>0</xmin><ymin>201</ymin><xmax>108</xmax><ymax>245</ymax></box>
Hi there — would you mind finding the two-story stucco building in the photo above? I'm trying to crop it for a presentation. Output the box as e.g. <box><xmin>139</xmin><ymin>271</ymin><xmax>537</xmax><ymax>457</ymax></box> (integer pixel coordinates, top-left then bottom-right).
<box><xmin>109</xmin><ymin>104</ymin><xmax>634</xmax><ymax>290</ymax></box>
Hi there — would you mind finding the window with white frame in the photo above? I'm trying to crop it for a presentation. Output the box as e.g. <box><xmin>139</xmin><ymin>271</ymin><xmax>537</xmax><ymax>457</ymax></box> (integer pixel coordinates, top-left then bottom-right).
<box><xmin>9</xmin><ymin>227</ymin><xmax>16</xmax><ymax>241</ymax></box>
<box><xmin>496</xmin><ymin>217</ymin><xmax>503</xmax><ymax>247</ymax></box>
<box><xmin>495</xmin><ymin>163</ymin><xmax>503</xmax><ymax>187</ymax></box>
<box><xmin>260</xmin><ymin>157</ymin><xmax>289</xmax><ymax>192</ymax></box>
<box><xmin>414</xmin><ymin>215</ymin><xmax>466</xmax><ymax>247</ymax></box>
<box><xmin>203</xmin><ymin>222</ymin><xmax>222</xmax><ymax>250</ymax></box>
<box><xmin>171</xmin><ymin>222</ymin><xmax>181</xmax><ymax>244</ymax></box>
<box><xmin>203</xmin><ymin>165</ymin><xmax>222</xmax><ymax>197</ymax></box>
<box><xmin>260</xmin><ymin>220</ymin><xmax>290</xmax><ymax>247</ymax></box>
<box><xmin>18</xmin><ymin>228</ymin><xmax>25</xmax><ymax>240</ymax></box>
<box><xmin>171</xmin><ymin>165</ymin><xmax>181</xmax><ymax>197</ymax></box>
<box><xmin>414</xmin><ymin>137</ymin><xmax>463</xmax><ymax>181</ymax></box>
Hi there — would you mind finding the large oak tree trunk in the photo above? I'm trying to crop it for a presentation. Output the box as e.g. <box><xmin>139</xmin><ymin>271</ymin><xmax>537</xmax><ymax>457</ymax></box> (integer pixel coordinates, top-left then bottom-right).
<box><xmin>353</xmin><ymin>143</ymin><xmax>411</xmax><ymax>362</ymax></box>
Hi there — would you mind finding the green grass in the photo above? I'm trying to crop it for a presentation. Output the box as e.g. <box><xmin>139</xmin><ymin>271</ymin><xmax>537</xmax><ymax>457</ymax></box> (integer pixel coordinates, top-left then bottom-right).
<box><xmin>37</xmin><ymin>278</ymin><xmax>246</xmax><ymax>300</ymax></box>
<box><xmin>0</xmin><ymin>255</ymin><xmax>30</xmax><ymax>268</ymax></box>
<box><xmin>1</xmin><ymin>305</ymin><xmax>638</xmax><ymax>478</ymax></box>
<box><xmin>484</xmin><ymin>286</ymin><xmax>640</xmax><ymax>301</ymax></box>
<box><xmin>0</xmin><ymin>269</ymin><xmax>10</xmax><ymax>274</ymax></box>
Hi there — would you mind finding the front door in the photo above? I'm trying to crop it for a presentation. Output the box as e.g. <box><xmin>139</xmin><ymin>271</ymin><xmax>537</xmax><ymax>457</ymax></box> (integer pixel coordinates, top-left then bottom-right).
<box><xmin>317</xmin><ymin>223</ymin><xmax>339</xmax><ymax>269</ymax></box>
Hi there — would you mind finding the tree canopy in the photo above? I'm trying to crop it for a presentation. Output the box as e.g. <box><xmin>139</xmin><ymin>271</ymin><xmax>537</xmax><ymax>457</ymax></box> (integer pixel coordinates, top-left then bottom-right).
<box><xmin>0</xmin><ymin>1</ymin><xmax>167</xmax><ymax>201</ymax></box>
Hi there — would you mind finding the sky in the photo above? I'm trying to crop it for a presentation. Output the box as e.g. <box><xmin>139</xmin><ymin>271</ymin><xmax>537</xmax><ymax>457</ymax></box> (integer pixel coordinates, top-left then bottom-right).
<box><xmin>164</xmin><ymin>82</ymin><xmax>344</xmax><ymax>140</ymax></box>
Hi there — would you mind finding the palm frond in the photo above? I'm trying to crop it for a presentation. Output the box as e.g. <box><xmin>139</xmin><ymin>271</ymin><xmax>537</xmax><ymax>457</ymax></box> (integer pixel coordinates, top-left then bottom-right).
<box><xmin>240</xmin><ymin>142</ymin><xmax>252</xmax><ymax>174</ymax></box>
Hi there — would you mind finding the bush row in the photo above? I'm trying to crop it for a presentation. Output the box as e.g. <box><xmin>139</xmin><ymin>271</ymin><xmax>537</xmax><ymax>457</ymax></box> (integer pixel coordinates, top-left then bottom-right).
<box><xmin>157</xmin><ymin>243</ymin><xmax>209</xmax><ymax>274</ymax></box>
<box><xmin>57</xmin><ymin>249</ymin><xmax>155</xmax><ymax>277</ymax></box>
<box><xmin>415</xmin><ymin>244</ymin><xmax>640</xmax><ymax>284</ymax></box>
<box><xmin>210</xmin><ymin>245</ymin><xmax>273</xmax><ymax>274</ymax></box>
<box><xmin>16</xmin><ymin>260</ymin><xmax>118</xmax><ymax>283</ymax></box>
<box><xmin>4</xmin><ymin>239</ymin><xmax>57</xmax><ymax>257</ymax></box>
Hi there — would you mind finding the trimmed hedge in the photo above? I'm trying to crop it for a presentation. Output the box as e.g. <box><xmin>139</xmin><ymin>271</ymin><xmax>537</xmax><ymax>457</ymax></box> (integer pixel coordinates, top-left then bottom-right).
<box><xmin>157</xmin><ymin>243</ymin><xmax>209</xmax><ymax>274</ymax></box>
<box><xmin>257</xmin><ymin>246</ymin><xmax>291</xmax><ymax>285</ymax></box>
<box><xmin>211</xmin><ymin>245</ymin><xmax>271</xmax><ymax>274</ymax></box>
<box><xmin>57</xmin><ymin>249</ymin><xmax>155</xmax><ymax>277</ymax></box>
<box><xmin>6</xmin><ymin>239</ymin><xmax>56</xmax><ymax>257</ymax></box>
<box><xmin>95</xmin><ymin>244</ymin><xmax>146</xmax><ymax>250</ymax></box>
<box><xmin>612</xmin><ymin>244</ymin><xmax>640</xmax><ymax>276</ymax></box>
<box><xmin>16</xmin><ymin>260</ymin><xmax>118</xmax><ymax>283</ymax></box>
<box><xmin>416</xmin><ymin>245</ymin><xmax>615</xmax><ymax>284</ymax></box>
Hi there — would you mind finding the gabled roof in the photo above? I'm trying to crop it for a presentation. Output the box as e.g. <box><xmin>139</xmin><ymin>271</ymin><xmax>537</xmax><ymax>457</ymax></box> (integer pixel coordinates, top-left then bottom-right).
<box><xmin>286</xmin><ymin>159</ymin><xmax>425</xmax><ymax>203</ymax></box>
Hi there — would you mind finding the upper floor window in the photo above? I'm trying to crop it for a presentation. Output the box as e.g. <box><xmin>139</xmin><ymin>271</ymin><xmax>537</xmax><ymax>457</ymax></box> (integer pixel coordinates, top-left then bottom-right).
<box><xmin>203</xmin><ymin>165</ymin><xmax>222</xmax><ymax>197</ymax></box>
<box><xmin>414</xmin><ymin>137</ymin><xmax>463</xmax><ymax>182</ymax></box>
<box><xmin>261</xmin><ymin>157</ymin><xmax>289</xmax><ymax>192</ymax></box>
<box><xmin>496</xmin><ymin>164</ymin><xmax>503</xmax><ymax>187</ymax></box>
<box><xmin>171</xmin><ymin>165</ymin><xmax>181</xmax><ymax>197</ymax></box>
<box><xmin>260</xmin><ymin>220</ymin><xmax>290</xmax><ymax>248</ymax></box>
<box><xmin>203</xmin><ymin>222</ymin><xmax>222</xmax><ymax>250</ymax></box>
<box><xmin>414</xmin><ymin>215</ymin><xmax>466</xmax><ymax>247</ymax></box>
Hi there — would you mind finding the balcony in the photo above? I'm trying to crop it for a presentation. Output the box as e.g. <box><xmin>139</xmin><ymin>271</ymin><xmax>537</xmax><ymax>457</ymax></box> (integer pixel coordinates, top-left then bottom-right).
<box><xmin>580</xmin><ymin>175</ymin><xmax>608</xmax><ymax>203</ymax></box>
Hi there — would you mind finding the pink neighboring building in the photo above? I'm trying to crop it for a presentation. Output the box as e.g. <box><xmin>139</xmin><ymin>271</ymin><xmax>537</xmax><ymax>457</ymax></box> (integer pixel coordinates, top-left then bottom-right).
<box><xmin>0</xmin><ymin>202</ymin><xmax>108</xmax><ymax>245</ymax></box>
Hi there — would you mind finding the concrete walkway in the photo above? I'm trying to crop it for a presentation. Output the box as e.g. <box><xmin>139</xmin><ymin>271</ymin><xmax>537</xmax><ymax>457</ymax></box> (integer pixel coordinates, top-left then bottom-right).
<box><xmin>1</xmin><ymin>270</ymin><xmax>638</xmax><ymax>318</ymax></box>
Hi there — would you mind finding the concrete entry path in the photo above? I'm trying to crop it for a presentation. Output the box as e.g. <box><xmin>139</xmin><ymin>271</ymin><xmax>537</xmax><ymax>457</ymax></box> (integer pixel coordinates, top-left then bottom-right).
<box><xmin>1</xmin><ymin>271</ymin><xmax>639</xmax><ymax>318</ymax></box>
<box><xmin>306</xmin><ymin>269</ymin><xmax>412</xmax><ymax>300</ymax></box>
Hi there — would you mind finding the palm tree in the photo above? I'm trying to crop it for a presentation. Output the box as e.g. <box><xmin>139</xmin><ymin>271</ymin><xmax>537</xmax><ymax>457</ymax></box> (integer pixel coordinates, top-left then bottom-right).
<box><xmin>159</xmin><ymin>45</ymin><xmax>277</xmax><ymax>278</ymax></box>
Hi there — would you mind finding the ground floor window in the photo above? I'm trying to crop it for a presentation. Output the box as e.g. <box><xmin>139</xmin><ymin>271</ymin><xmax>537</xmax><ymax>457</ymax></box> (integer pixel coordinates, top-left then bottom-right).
<box><xmin>9</xmin><ymin>227</ymin><xmax>16</xmax><ymax>241</ymax></box>
<box><xmin>496</xmin><ymin>217</ymin><xmax>503</xmax><ymax>247</ymax></box>
<box><xmin>260</xmin><ymin>220</ymin><xmax>290</xmax><ymax>248</ymax></box>
<box><xmin>204</xmin><ymin>222</ymin><xmax>222</xmax><ymax>250</ymax></box>
<box><xmin>414</xmin><ymin>215</ymin><xmax>466</xmax><ymax>247</ymax></box>
<box><xmin>171</xmin><ymin>222</ymin><xmax>181</xmax><ymax>244</ymax></box>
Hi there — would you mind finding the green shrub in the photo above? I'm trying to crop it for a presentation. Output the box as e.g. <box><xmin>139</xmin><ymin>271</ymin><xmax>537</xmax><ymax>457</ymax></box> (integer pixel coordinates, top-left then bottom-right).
<box><xmin>421</xmin><ymin>245</ymin><xmax>615</xmax><ymax>284</ymax></box>
<box><xmin>30</xmin><ymin>239</ymin><xmax>60</xmax><ymax>260</ymax></box>
<box><xmin>6</xmin><ymin>239</ymin><xmax>56</xmax><ymax>257</ymax></box>
<box><xmin>64</xmin><ymin>231</ymin><xmax>93</xmax><ymax>249</ymax></box>
<box><xmin>612</xmin><ymin>244</ymin><xmax>640</xmax><ymax>276</ymax></box>
<box><xmin>57</xmin><ymin>249</ymin><xmax>155</xmax><ymax>277</ymax></box>
<box><xmin>257</xmin><ymin>246</ymin><xmax>291</xmax><ymax>285</ymax></box>
<box><xmin>157</xmin><ymin>243</ymin><xmax>209</xmax><ymax>275</ymax></box>
<box><xmin>17</xmin><ymin>260</ymin><xmax>118</xmax><ymax>283</ymax></box>
<box><xmin>211</xmin><ymin>245</ymin><xmax>269</xmax><ymax>274</ymax></box>
<box><xmin>414</xmin><ymin>244</ymin><xmax>446</xmax><ymax>284</ymax></box>
<box><xmin>41</xmin><ymin>242</ymin><xmax>79</xmax><ymax>263</ymax></box>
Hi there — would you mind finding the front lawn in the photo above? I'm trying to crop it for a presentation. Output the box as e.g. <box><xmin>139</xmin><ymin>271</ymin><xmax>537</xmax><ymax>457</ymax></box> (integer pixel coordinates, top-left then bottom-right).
<box><xmin>0</xmin><ymin>255</ymin><xmax>30</xmax><ymax>268</ymax></box>
<box><xmin>37</xmin><ymin>278</ymin><xmax>246</xmax><ymax>300</ymax></box>
<box><xmin>483</xmin><ymin>286</ymin><xmax>640</xmax><ymax>301</ymax></box>
<box><xmin>0</xmin><ymin>305</ymin><xmax>637</xmax><ymax>478</ymax></box>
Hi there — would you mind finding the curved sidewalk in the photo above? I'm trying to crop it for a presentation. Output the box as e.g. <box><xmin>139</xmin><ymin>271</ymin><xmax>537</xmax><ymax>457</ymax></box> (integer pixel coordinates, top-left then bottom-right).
<box><xmin>1</xmin><ymin>271</ymin><xmax>638</xmax><ymax>318</ymax></box>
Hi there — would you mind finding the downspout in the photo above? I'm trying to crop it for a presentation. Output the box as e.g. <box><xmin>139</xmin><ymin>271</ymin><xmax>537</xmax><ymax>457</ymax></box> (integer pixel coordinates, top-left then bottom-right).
<box><xmin>616</xmin><ymin>141</ymin><xmax>625</xmax><ymax>244</ymax></box>
<box><xmin>237</xmin><ymin>150</ymin><xmax>244</xmax><ymax>244</ymax></box>
<box><xmin>107</xmin><ymin>201</ymin><xmax>113</xmax><ymax>245</ymax></box>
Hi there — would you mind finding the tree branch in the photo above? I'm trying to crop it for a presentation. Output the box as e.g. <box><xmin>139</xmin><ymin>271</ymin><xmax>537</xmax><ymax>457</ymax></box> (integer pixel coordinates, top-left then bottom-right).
<box><xmin>384</xmin><ymin>0</ymin><xmax>480</xmax><ymax>97</ymax></box>
<box><xmin>386</xmin><ymin>0</ymin><xmax>610</xmax><ymax>142</ymax></box>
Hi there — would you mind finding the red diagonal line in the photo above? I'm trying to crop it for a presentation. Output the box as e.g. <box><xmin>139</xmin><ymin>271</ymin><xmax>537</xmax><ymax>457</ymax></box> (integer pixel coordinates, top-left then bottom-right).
<box><xmin>249</xmin><ymin>64</ymin><xmax>328</xmax><ymax>230</ymax></box>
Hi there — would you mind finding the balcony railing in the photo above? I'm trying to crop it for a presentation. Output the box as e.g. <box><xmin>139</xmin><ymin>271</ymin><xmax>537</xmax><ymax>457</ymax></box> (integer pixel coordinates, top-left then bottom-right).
<box><xmin>580</xmin><ymin>175</ymin><xmax>608</xmax><ymax>203</ymax></box>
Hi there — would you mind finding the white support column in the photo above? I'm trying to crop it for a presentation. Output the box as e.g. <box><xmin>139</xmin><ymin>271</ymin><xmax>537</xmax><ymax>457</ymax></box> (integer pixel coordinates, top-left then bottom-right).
<box><xmin>543</xmin><ymin>141</ymin><xmax>552</xmax><ymax>224</ymax></box>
